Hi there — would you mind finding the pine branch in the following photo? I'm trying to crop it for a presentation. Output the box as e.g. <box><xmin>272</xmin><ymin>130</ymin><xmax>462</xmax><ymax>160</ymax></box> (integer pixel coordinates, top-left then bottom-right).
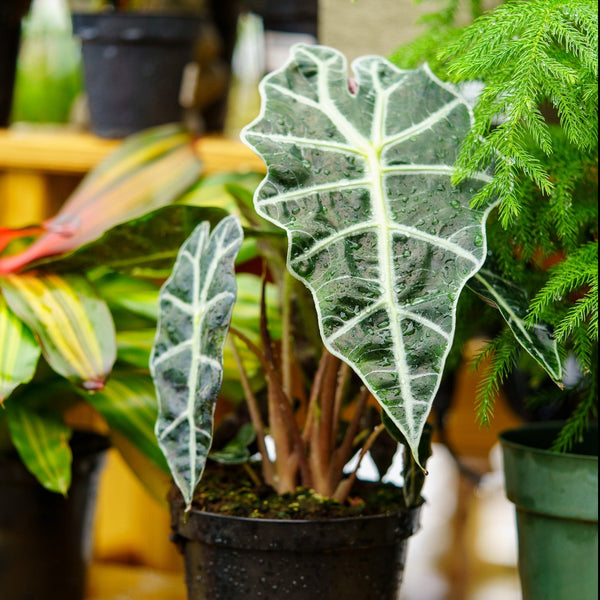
<box><xmin>550</xmin><ymin>372</ymin><xmax>597</xmax><ymax>452</ymax></box>
<box><xmin>440</xmin><ymin>0</ymin><xmax>598</xmax><ymax>223</ymax></box>
<box><xmin>472</xmin><ymin>329</ymin><xmax>521</xmax><ymax>427</ymax></box>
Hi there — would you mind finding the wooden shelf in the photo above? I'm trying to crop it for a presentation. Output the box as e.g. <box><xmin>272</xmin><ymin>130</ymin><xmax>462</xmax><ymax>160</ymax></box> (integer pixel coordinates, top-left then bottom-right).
<box><xmin>0</xmin><ymin>127</ymin><xmax>265</xmax><ymax>227</ymax></box>
<box><xmin>0</xmin><ymin>128</ymin><xmax>265</xmax><ymax>175</ymax></box>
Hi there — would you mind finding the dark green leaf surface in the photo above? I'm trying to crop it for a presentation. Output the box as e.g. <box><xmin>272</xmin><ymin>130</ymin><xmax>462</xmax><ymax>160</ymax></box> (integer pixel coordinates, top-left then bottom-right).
<box><xmin>150</xmin><ymin>216</ymin><xmax>243</xmax><ymax>506</ymax></box>
<box><xmin>242</xmin><ymin>44</ymin><xmax>495</xmax><ymax>461</ymax></box>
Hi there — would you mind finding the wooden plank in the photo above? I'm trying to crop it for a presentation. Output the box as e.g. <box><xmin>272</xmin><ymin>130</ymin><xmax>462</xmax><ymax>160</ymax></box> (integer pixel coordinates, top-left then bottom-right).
<box><xmin>0</xmin><ymin>129</ymin><xmax>265</xmax><ymax>175</ymax></box>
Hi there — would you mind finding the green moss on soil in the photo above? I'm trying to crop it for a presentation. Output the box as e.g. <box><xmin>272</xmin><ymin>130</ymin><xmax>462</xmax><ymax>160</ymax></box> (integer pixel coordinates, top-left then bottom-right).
<box><xmin>188</xmin><ymin>463</ymin><xmax>411</xmax><ymax>520</ymax></box>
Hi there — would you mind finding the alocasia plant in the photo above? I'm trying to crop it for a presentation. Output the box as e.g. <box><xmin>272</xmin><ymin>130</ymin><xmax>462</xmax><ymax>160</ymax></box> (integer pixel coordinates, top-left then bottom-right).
<box><xmin>152</xmin><ymin>44</ymin><xmax>562</xmax><ymax>508</ymax></box>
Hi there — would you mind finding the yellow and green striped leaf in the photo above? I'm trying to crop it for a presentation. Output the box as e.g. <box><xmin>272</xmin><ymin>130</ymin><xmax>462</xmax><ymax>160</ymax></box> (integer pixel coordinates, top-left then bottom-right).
<box><xmin>82</xmin><ymin>370</ymin><xmax>167</xmax><ymax>471</ymax></box>
<box><xmin>0</xmin><ymin>295</ymin><xmax>41</xmax><ymax>402</ymax></box>
<box><xmin>5</xmin><ymin>404</ymin><xmax>72</xmax><ymax>495</ymax></box>
<box><xmin>0</xmin><ymin>124</ymin><xmax>203</xmax><ymax>274</ymax></box>
<box><xmin>0</xmin><ymin>273</ymin><xmax>116</xmax><ymax>390</ymax></box>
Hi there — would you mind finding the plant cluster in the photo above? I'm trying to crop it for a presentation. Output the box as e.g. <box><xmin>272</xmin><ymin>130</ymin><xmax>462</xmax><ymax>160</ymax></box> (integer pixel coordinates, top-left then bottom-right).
<box><xmin>391</xmin><ymin>0</ymin><xmax>598</xmax><ymax>450</ymax></box>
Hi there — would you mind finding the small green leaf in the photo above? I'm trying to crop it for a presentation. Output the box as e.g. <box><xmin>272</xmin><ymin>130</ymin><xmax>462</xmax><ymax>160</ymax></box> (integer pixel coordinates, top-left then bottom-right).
<box><xmin>6</xmin><ymin>403</ymin><xmax>72</xmax><ymax>495</ymax></box>
<box><xmin>468</xmin><ymin>269</ymin><xmax>563</xmax><ymax>383</ymax></box>
<box><xmin>210</xmin><ymin>423</ymin><xmax>256</xmax><ymax>464</ymax></box>
<box><xmin>0</xmin><ymin>295</ymin><xmax>41</xmax><ymax>402</ymax></box>
<box><xmin>151</xmin><ymin>215</ymin><xmax>244</xmax><ymax>507</ymax></box>
<box><xmin>0</xmin><ymin>273</ymin><xmax>116</xmax><ymax>390</ymax></box>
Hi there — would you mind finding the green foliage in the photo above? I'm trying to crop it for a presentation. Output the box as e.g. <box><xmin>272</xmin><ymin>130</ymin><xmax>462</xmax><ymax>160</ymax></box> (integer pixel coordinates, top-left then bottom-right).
<box><xmin>391</xmin><ymin>0</ymin><xmax>598</xmax><ymax>448</ymax></box>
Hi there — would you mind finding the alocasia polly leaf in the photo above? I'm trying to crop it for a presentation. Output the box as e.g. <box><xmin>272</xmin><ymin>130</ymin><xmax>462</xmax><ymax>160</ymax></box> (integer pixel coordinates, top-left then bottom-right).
<box><xmin>0</xmin><ymin>273</ymin><xmax>116</xmax><ymax>390</ymax></box>
<box><xmin>468</xmin><ymin>269</ymin><xmax>563</xmax><ymax>382</ymax></box>
<box><xmin>242</xmin><ymin>44</ymin><xmax>496</xmax><ymax>463</ymax></box>
<box><xmin>150</xmin><ymin>215</ymin><xmax>243</xmax><ymax>507</ymax></box>
<box><xmin>0</xmin><ymin>295</ymin><xmax>40</xmax><ymax>402</ymax></box>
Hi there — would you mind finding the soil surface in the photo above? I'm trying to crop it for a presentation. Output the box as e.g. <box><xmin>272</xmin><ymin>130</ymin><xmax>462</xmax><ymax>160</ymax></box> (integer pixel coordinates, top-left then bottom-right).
<box><xmin>184</xmin><ymin>463</ymin><xmax>411</xmax><ymax>520</ymax></box>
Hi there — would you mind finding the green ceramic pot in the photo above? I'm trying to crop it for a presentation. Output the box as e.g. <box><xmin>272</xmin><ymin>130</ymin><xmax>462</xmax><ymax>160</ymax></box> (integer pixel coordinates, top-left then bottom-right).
<box><xmin>499</xmin><ymin>421</ymin><xmax>598</xmax><ymax>600</ymax></box>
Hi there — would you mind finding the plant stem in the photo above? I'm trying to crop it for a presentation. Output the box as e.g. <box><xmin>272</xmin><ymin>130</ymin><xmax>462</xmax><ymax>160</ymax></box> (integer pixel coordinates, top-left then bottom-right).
<box><xmin>332</xmin><ymin>423</ymin><xmax>385</xmax><ymax>503</ymax></box>
<box><xmin>228</xmin><ymin>337</ymin><xmax>275</xmax><ymax>486</ymax></box>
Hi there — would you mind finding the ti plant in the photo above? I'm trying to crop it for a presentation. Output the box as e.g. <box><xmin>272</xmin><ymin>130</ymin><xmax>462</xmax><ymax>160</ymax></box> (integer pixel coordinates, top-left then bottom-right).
<box><xmin>0</xmin><ymin>124</ymin><xmax>232</xmax><ymax>495</ymax></box>
<box><xmin>150</xmin><ymin>44</ymin><xmax>564</xmax><ymax>511</ymax></box>
<box><xmin>392</xmin><ymin>0</ymin><xmax>598</xmax><ymax>450</ymax></box>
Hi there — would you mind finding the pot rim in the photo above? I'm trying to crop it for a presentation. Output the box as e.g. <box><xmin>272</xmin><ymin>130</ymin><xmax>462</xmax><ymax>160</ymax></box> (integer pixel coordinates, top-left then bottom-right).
<box><xmin>499</xmin><ymin>420</ymin><xmax>598</xmax><ymax>461</ymax></box>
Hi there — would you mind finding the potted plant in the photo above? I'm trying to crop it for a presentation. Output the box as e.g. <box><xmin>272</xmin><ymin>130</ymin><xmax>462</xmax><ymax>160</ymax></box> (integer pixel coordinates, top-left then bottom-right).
<box><xmin>0</xmin><ymin>123</ymin><xmax>222</xmax><ymax>599</ymax></box>
<box><xmin>147</xmin><ymin>18</ymin><xmax>583</xmax><ymax>591</ymax></box>
<box><xmin>69</xmin><ymin>0</ymin><xmax>229</xmax><ymax>137</ymax></box>
<box><xmin>390</xmin><ymin>1</ymin><xmax>597</xmax><ymax>598</ymax></box>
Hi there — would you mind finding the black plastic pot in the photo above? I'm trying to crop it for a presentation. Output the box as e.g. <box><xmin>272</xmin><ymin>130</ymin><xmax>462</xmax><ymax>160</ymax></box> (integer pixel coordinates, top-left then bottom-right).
<box><xmin>0</xmin><ymin>431</ymin><xmax>109</xmax><ymax>600</ymax></box>
<box><xmin>171</xmin><ymin>496</ymin><xmax>421</xmax><ymax>600</ymax></box>
<box><xmin>72</xmin><ymin>12</ymin><xmax>203</xmax><ymax>138</ymax></box>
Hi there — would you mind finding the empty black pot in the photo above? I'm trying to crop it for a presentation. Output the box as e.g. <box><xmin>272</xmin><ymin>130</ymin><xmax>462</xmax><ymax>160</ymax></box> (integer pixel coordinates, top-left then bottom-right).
<box><xmin>171</xmin><ymin>496</ymin><xmax>421</xmax><ymax>600</ymax></box>
<box><xmin>72</xmin><ymin>12</ymin><xmax>203</xmax><ymax>138</ymax></box>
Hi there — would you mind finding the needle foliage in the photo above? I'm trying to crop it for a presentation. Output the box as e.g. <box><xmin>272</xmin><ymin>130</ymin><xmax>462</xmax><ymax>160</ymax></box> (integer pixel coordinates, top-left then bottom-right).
<box><xmin>391</xmin><ymin>0</ymin><xmax>598</xmax><ymax>450</ymax></box>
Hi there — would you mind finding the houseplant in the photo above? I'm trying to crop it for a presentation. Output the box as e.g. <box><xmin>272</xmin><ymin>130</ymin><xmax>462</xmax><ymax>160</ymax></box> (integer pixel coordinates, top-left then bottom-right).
<box><xmin>390</xmin><ymin>1</ymin><xmax>597</xmax><ymax>598</ymax></box>
<box><xmin>70</xmin><ymin>0</ymin><xmax>228</xmax><ymax>137</ymax></box>
<box><xmin>148</xmin><ymin>34</ymin><xmax>574</xmax><ymax>595</ymax></box>
<box><xmin>0</xmin><ymin>123</ymin><xmax>221</xmax><ymax>598</ymax></box>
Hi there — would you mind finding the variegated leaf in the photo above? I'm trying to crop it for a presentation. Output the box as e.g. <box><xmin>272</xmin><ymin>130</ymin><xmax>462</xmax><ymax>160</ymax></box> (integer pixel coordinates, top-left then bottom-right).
<box><xmin>242</xmin><ymin>44</ymin><xmax>496</xmax><ymax>462</ymax></box>
<box><xmin>468</xmin><ymin>269</ymin><xmax>563</xmax><ymax>382</ymax></box>
<box><xmin>0</xmin><ymin>273</ymin><xmax>116</xmax><ymax>390</ymax></box>
<box><xmin>150</xmin><ymin>216</ymin><xmax>243</xmax><ymax>507</ymax></box>
<box><xmin>0</xmin><ymin>124</ymin><xmax>202</xmax><ymax>274</ymax></box>
<box><xmin>0</xmin><ymin>294</ymin><xmax>40</xmax><ymax>402</ymax></box>
<box><xmin>6</xmin><ymin>403</ymin><xmax>72</xmax><ymax>495</ymax></box>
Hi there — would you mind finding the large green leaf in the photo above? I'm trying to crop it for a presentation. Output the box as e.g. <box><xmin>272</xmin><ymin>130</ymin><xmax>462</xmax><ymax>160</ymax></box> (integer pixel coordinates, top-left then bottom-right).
<box><xmin>82</xmin><ymin>370</ymin><xmax>168</xmax><ymax>471</ymax></box>
<box><xmin>5</xmin><ymin>402</ymin><xmax>72</xmax><ymax>495</ymax></box>
<box><xmin>0</xmin><ymin>295</ymin><xmax>41</xmax><ymax>402</ymax></box>
<box><xmin>150</xmin><ymin>216</ymin><xmax>243</xmax><ymax>507</ymax></box>
<box><xmin>468</xmin><ymin>269</ymin><xmax>563</xmax><ymax>382</ymax></box>
<box><xmin>0</xmin><ymin>273</ymin><xmax>116</xmax><ymax>390</ymax></box>
<box><xmin>242</xmin><ymin>44</ymin><xmax>496</xmax><ymax>462</ymax></box>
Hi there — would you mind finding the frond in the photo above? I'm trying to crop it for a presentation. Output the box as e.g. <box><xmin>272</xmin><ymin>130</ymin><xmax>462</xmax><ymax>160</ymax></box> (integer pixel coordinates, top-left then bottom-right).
<box><xmin>472</xmin><ymin>329</ymin><xmax>521</xmax><ymax>427</ymax></box>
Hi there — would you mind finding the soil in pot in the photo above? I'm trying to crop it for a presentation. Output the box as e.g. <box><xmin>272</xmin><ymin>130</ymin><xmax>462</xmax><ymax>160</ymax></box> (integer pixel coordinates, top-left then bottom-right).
<box><xmin>170</xmin><ymin>464</ymin><xmax>422</xmax><ymax>600</ymax></box>
<box><xmin>0</xmin><ymin>430</ymin><xmax>110</xmax><ymax>600</ymax></box>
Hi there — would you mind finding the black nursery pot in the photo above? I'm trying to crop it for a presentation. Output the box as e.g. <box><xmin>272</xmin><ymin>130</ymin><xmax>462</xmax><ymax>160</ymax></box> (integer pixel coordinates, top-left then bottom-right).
<box><xmin>0</xmin><ymin>431</ymin><xmax>109</xmax><ymax>600</ymax></box>
<box><xmin>171</xmin><ymin>499</ymin><xmax>421</xmax><ymax>600</ymax></box>
<box><xmin>72</xmin><ymin>12</ymin><xmax>203</xmax><ymax>138</ymax></box>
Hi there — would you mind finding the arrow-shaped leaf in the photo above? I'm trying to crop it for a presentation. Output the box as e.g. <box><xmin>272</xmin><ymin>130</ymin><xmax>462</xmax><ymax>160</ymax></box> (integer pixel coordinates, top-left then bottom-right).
<box><xmin>150</xmin><ymin>215</ymin><xmax>243</xmax><ymax>507</ymax></box>
<box><xmin>468</xmin><ymin>269</ymin><xmax>563</xmax><ymax>382</ymax></box>
<box><xmin>242</xmin><ymin>44</ymin><xmax>496</xmax><ymax>462</ymax></box>
<box><xmin>0</xmin><ymin>295</ymin><xmax>41</xmax><ymax>402</ymax></box>
<box><xmin>0</xmin><ymin>273</ymin><xmax>116</xmax><ymax>390</ymax></box>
